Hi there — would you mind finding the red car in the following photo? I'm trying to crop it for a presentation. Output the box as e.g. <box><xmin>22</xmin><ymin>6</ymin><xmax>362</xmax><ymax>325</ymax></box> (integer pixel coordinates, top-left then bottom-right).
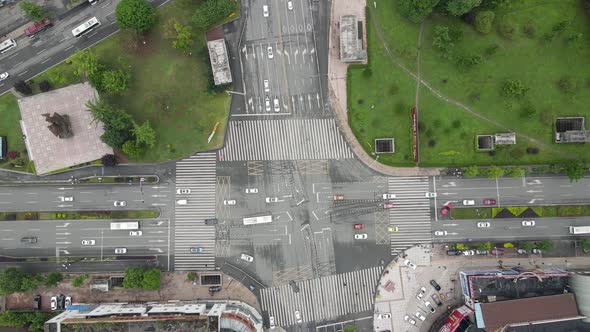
<box><xmin>440</xmin><ymin>203</ymin><xmax>453</xmax><ymax>215</ymax></box>
<box><xmin>483</xmin><ymin>199</ymin><xmax>497</xmax><ymax>205</ymax></box>
<box><xmin>490</xmin><ymin>248</ymin><xmax>505</xmax><ymax>255</ymax></box>
<box><xmin>384</xmin><ymin>202</ymin><xmax>394</xmax><ymax>209</ymax></box>
<box><xmin>353</xmin><ymin>224</ymin><xmax>365</xmax><ymax>229</ymax></box>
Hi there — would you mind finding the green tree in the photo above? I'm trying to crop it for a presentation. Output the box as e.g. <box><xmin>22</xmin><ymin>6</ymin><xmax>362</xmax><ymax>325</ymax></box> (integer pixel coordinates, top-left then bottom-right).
<box><xmin>446</xmin><ymin>0</ymin><xmax>480</xmax><ymax>16</ymax></box>
<box><xmin>142</xmin><ymin>269</ymin><xmax>161</xmax><ymax>290</ymax></box>
<box><xmin>21</xmin><ymin>274</ymin><xmax>44</xmax><ymax>292</ymax></box>
<box><xmin>86</xmin><ymin>100</ymin><xmax>133</xmax><ymax>148</ymax></box>
<box><xmin>192</xmin><ymin>0</ymin><xmax>239</xmax><ymax>29</ymax></box>
<box><xmin>474</xmin><ymin>10</ymin><xmax>495</xmax><ymax>34</ymax></box>
<box><xmin>123</xmin><ymin>267</ymin><xmax>145</xmax><ymax>289</ymax></box>
<box><xmin>164</xmin><ymin>20</ymin><xmax>194</xmax><ymax>54</ymax></box>
<box><xmin>122</xmin><ymin>140</ymin><xmax>145</xmax><ymax>159</ymax></box>
<box><xmin>565</xmin><ymin>160</ymin><xmax>586</xmax><ymax>182</ymax></box>
<box><xmin>71</xmin><ymin>274</ymin><xmax>88</xmax><ymax>288</ymax></box>
<box><xmin>44</xmin><ymin>272</ymin><xmax>63</xmax><ymax>288</ymax></box>
<box><xmin>433</xmin><ymin>25</ymin><xmax>453</xmax><ymax>50</ymax></box>
<box><xmin>537</xmin><ymin>240</ymin><xmax>554</xmax><ymax>252</ymax></box>
<box><xmin>187</xmin><ymin>272</ymin><xmax>197</xmax><ymax>281</ymax></box>
<box><xmin>132</xmin><ymin>120</ymin><xmax>157</xmax><ymax>148</ymax></box>
<box><xmin>464</xmin><ymin>165</ymin><xmax>479</xmax><ymax>177</ymax></box>
<box><xmin>581</xmin><ymin>239</ymin><xmax>590</xmax><ymax>252</ymax></box>
<box><xmin>398</xmin><ymin>0</ymin><xmax>440</xmax><ymax>23</ymax></box>
<box><xmin>502</xmin><ymin>79</ymin><xmax>528</xmax><ymax>98</ymax></box>
<box><xmin>498</xmin><ymin>18</ymin><xmax>517</xmax><ymax>39</ymax></box>
<box><xmin>0</xmin><ymin>268</ymin><xmax>26</xmax><ymax>295</ymax></box>
<box><xmin>101</xmin><ymin>69</ymin><xmax>130</xmax><ymax>95</ymax></box>
<box><xmin>520</xmin><ymin>241</ymin><xmax>535</xmax><ymax>252</ymax></box>
<box><xmin>485</xmin><ymin>165</ymin><xmax>504</xmax><ymax>178</ymax></box>
<box><xmin>0</xmin><ymin>311</ymin><xmax>52</xmax><ymax>332</ymax></box>
<box><xmin>116</xmin><ymin>0</ymin><xmax>157</xmax><ymax>32</ymax></box>
<box><xmin>20</xmin><ymin>1</ymin><xmax>44</xmax><ymax>22</ymax></box>
<box><xmin>506</xmin><ymin>167</ymin><xmax>526</xmax><ymax>178</ymax></box>
<box><xmin>70</xmin><ymin>49</ymin><xmax>101</xmax><ymax>77</ymax></box>
<box><xmin>343</xmin><ymin>326</ymin><xmax>357</xmax><ymax>332</ymax></box>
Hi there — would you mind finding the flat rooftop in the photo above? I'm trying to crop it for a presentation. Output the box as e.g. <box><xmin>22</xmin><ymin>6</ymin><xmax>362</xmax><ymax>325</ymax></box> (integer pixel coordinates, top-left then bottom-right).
<box><xmin>207</xmin><ymin>39</ymin><xmax>232</xmax><ymax>85</ymax></box>
<box><xmin>339</xmin><ymin>15</ymin><xmax>366</xmax><ymax>62</ymax></box>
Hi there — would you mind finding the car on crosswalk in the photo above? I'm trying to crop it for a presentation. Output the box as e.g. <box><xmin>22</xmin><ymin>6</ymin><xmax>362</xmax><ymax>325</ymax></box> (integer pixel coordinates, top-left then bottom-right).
<box><xmin>388</xmin><ymin>226</ymin><xmax>399</xmax><ymax>232</ymax></box>
<box><xmin>295</xmin><ymin>310</ymin><xmax>302</xmax><ymax>323</ymax></box>
<box><xmin>269</xmin><ymin>316</ymin><xmax>276</xmax><ymax>329</ymax></box>
<box><xmin>190</xmin><ymin>247</ymin><xmax>204</xmax><ymax>254</ymax></box>
<box><xmin>382</xmin><ymin>193</ymin><xmax>396</xmax><ymax>199</ymax></box>
<box><xmin>176</xmin><ymin>188</ymin><xmax>191</xmax><ymax>194</ymax></box>
<box><xmin>354</xmin><ymin>233</ymin><xmax>368</xmax><ymax>240</ymax></box>
<box><xmin>353</xmin><ymin>224</ymin><xmax>365</xmax><ymax>229</ymax></box>
<box><xmin>425</xmin><ymin>192</ymin><xmax>437</xmax><ymax>198</ymax></box>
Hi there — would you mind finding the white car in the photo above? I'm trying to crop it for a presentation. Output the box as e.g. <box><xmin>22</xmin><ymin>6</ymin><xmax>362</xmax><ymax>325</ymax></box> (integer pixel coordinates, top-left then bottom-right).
<box><xmin>267</xmin><ymin>46</ymin><xmax>274</xmax><ymax>59</ymax></box>
<box><xmin>477</xmin><ymin>222</ymin><xmax>491</xmax><ymax>228</ymax></box>
<box><xmin>404</xmin><ymin>315</ymin><xmax>416</xmax><ymax>325</ymax></box>
<box><xmin>425</xmin><ymin>192</ymin><xmax>437</xmax><ymax>198</ymax></box>
<box><xmin>50</xmin><ymin>296</ymin><xmax>58</xmax><ymax>310</ymax></box>
<box><xmin>263</xmin><ymin>5</ymin><xmax>269</xmax><ymax>17</ymax></box>
<box><xmin>269</xmin><ymin>316</ymin><xmax>276</xmax><ymax>329</ymax></box>
<box><xmin>176</xmin><ymin>188</ymin><xmax>191</xmax><ymax>194</ymax></box>
<box><xmin>176</xmin><ymin>199</ymin><xmax>188</xmax><ymax>205</ymax></box>
<box><xmin>240</xmin><ymin>253</ymin><xmax>254</xmax><ymax>262</ymax></box>
<box><xmin>0</xmin><ymin>72</ymin><xmax>9</xmax><ymax>81</ymax></box>
<box><xmin>295</xmin><ymin>310</ymin><xmax>302</xmax><ymax>323</ymax></box>
<box><xmin>404</xmin><ymin>259</ymin><xmax>417</xmax><ymax>269</ymax></box>
<box><xmin>265</xmin><ymin>97</ymin><xmax>271</xmax><ymax>112</ymax></box>
<box><xmin>129</xmin><ymin>231</ymin><xmax>142</xmax><ymax>236</ymax></box>
<box><xmin>81</xmin><ymin>240</ymin><xmax>95</xmax><ymax>246</ymax></box>
<box><xmin>463</xmin><ymin>250</ymin><xmax>475</xmax><ymax>256</ymax></box>
<box><xmin>462</xmin><ymin>199</ymin><xmax>475</xmax><ymax>206</ymax></box>
<box><xmin>287</xmin><ymin>1</ymin><xmax>293</xmax><ymax>10</ymax></box>
<box><xmin>114</xmin><ymin>201</ymin><xmax>126</xmax><ymax>207</ymax></box>
<box><xmin>424</xmin><ymin>301</ymin><xmax>436</xmax><ymax>313</ymax></box>
<box><xmin>266</xmin><ymin>197</ymin><xmax>279</xmax><ymax>203</ymax></box>
<box><xmin>59</xmin><ymin>196</ymin><xmax>73</xmax><ymax>202</ymax></box>
<box><xmin>522</xmin><ymin>220</ymin><xmax>535</xmax><ymax>227</ymax></box>
<box><xmin>114</xmin><ymin>248</ymin><xmax>127</xmax><ymax>254</ymax></box>
<box><xmin>245</xmin><ymin>188</ymin><xmax>259</xmax><ymax>193</ymax></box>
<box><xmin>273</xmin><ymin>98</ymin><xmax>280</xmax><ymax>112</ymax></box>
<box><xmin>65</xmin><ymin>296</ymin><xmax>72</xmax><ymax>307</ymax></box>
<box><xmin>377</xmin><ymin>313</ymin><xmax>391</xmax><ymax>319</ymax></box>
<box><xmin>434</xmin><ymin>230</ymin><xmax>447</xmax><ymax>236</ymax></box>
<box><xmin>354</xmin><ymin>233</ymin><xmax>367</xmax><ymax>240</ymax></box>
<box><xmin>223</xmin><ymin>200</ymin><xmax>236</xmax><ymax>205</ymax></box>
<box><xmin>382</xmin><ymin>193</ymin><xmax>396</xmax><ymax>199</ymax></box>
<box><xmin>416</xmin><ymin>286</ymin><xmax>426</xmax><ymax>300</ymax></box>
<box><xmin>263</xmin><ymin>79</ymin><xmax>270</xmax><ymax>93</ymax></box>
<box><xmin>415</xmin><ymin>311</ymin><xmax>426</xmax><ymax>321</ymax></box>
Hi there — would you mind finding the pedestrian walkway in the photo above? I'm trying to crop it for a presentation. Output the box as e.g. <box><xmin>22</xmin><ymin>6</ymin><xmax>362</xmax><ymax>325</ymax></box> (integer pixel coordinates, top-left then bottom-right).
<box><xmin>260</xmin><ymin>266</ymin><xmax>382</xmax><ymax>327</ymax></box>
<box><xmin>387</xmin><ymin>177</ymin><xmax>433</xmax><ymax>256</ymax></box>
<box><xmin>173</xmin><ymin>152</ymin><xmax>217</xmax><ymax>271</ymax></box>
<box><xmin>218</xmin><ymin>119</ymin><xmax>354</xmax><ymax>161</ymax></box>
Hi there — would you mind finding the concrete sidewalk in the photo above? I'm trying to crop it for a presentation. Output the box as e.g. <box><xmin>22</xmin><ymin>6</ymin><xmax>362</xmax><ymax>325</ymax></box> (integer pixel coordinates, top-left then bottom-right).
<box><xmin>326</xmin><ymin>0</ymin><xmax>441</xmax><ymax>177</ymax></box>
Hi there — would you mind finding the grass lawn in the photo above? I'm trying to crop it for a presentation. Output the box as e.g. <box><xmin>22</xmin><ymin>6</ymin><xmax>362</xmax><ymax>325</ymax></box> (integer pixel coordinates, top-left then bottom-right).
<box><xmin>348</xmin><ymin>0</ymin><xmax>590</xmax><ymax>167</ymax></box>
<box><xmin>451</xmin><ymin>205</ymin><xmax>590</xmax><ymax>219</ymax></box>
<box><xmin>29</xmin><ymin>0</ymin><xmax>231</xmax><ymax>162</ymax></box>
<box><xmin>0</xmin><ymin>93</ymin><xmax>30</xmax><ymax>171</ymax></box>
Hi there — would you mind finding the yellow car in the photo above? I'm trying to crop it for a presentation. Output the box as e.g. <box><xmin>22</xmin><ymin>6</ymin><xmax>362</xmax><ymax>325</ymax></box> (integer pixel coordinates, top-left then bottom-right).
<box><xmin>388</xmin><ymin>226</ymin><xmax>399</xmax><ymax>232</ymax></box>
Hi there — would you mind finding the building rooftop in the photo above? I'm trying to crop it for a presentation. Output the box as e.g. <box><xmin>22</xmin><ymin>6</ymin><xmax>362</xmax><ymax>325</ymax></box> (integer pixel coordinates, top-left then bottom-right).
<box><xmin>207</xmin><ymin>39</ymin><xmax>232</xmax><ymax>85</ymax></box>
<box><xmin>18</xmin><ymin>83</ymin><xmax>112</xmax><ymax>174</ymax></box>
<box><xmin>339</xmin><ymin>15</ymin><xmax>366</xmax><ymax>62</ymax></box>
<box><xmin>494</xmin><ymin>133</ymin><xmax>516</xmax><ymax>145</ymax></box>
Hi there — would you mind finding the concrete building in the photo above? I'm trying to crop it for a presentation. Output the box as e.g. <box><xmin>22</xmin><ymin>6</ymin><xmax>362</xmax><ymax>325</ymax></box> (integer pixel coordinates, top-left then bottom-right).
<box><xmin>206</xmin><ymin>26</ymin><xmax>232</xmax><ymax>86</ymax></box>
<box><xmin>339</xmin><ymin>15</ymin><xmax>366</xmax><ymax>62</ymax></box>
<box><xmin>17</xmin><ymin>82</ymin><xmax>112</xmax><ymax>174</ymax></box>
<box><xmin>555</xmin><ymin>117</ymin><xmax>590</xmax><ymax>143</ymax></box>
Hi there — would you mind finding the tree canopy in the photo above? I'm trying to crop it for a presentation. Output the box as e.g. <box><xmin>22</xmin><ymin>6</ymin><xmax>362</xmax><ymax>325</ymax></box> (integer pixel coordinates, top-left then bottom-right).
<box><xmin>192</xmin><ymin>0</ymin><xmax>239</xmax><ymax>29</ymax></box>
<box><xmin>123</xmin><ymin>267</ymin><xmax>145</xmax><ymax>289</ymax></box>
<box><xmin>19</xmin><ymin>1</ymin><xmax>44</xmax><ymax>22</ymax></box>
<box><xmin>115</xmin><ymin>0</ymin><xmax>157</xmax><ymax>33</ymax></box>
<box><xmin>565</xmin><ymin>160</ymin><xmax>586</xmax><ymax>182</ymax></box>
<box><xmin>132</xmin><ymin>120</ymin><xmax>157</xmax><ymax>148</ymax></box>
<box><xmin>474</xmin><ymin>10</ymin><xmax>495</xmax><ymax>34</ymax></box>
<box><xmin>0</xmin><ymin>268</ymin><xmax>26</xmax><ymax>295</ymax></box>
<box><xmin>445</xmin><ymin>0</ymin><xmax>480</xmax><ymax>16</ymax></box>
<box><xmin>142</xmin><ymin>269</ymin><xmax>161</xmax><ymax>290</ymax></box>
<box><xmin>398</xmin><ymin>0</ymin><xmax>440</xmax><ymax>23</ymax></box>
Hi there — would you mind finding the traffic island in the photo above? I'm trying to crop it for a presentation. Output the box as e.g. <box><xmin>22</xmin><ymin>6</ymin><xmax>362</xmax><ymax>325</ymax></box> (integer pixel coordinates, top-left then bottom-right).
<box><xmin>450</xmin><ymin>205</ymin><xmax>590</xmax><ymax>220</ymax></box>
<box><xmin>0</xmin><ymin>209</ymin><xmax>160</xmax><ymax>221</ymax></box>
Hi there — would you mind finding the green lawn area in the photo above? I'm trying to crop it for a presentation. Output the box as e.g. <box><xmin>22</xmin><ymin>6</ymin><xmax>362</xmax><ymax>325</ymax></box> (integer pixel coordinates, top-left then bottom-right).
<box><xmin>29</xmin><ymin>0</ymin><xmax>231</xmax><ymax>162</ymax></box>
<box><xmin>0</xmin><ymin>93</ymin><xmax>30</xmax><ymax>171</ymax></box>
<box><xmin>451</xmin><ymin>205</ymin><xmax>590</xmax><ymax>219</ymax></box>
<box><xmin>348</xmin><ymin>0</ymin><xmax>590</xmax><ymax>167</ymax></box>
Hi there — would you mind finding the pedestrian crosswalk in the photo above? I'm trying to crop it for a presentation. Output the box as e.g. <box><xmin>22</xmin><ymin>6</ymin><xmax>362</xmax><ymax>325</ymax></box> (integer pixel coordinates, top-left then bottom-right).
<box><xmin>260</xmin><ymin>266</ymin><xmax>382</xmax><ymax>327</ymax></box>
<box><xmin>173</xmin><ymin>152</ymin><xmax>217</xmax><ymax>271</ymax></box>
<box><xmin>387</xmin><ymin>177</ymin><xmax>433</xmax><ymax>256</ymax></box>
<box><xmin>218</xmin><ymin>119</ymin><xmax>354</xmax><ymax>161</ymax></box>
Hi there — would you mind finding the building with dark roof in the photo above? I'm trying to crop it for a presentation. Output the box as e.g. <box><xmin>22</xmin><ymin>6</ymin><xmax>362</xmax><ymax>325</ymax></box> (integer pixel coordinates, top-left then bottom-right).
<box><xmin>555</xmin><ymin>117</ymin><xmax>590</xmax><ymax>143</ymax></box>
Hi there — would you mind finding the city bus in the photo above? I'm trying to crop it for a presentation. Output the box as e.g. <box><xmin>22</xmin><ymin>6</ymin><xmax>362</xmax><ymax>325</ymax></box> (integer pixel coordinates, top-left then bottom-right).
<box><xmin>0</xmin><ymin>39</ymin><xmax>17</xmax><ymax>54</ymax></box>
<box><xmin>72</xmin><ymin>17</ymin><xmax>101</xmax><ymax>38</ymax></box>
<box><xmin>569</xmin><ymin>226</ymin><xmax>590</xmax><ymax>235</ymax></box>
<box><xmin>243</xmin><ymin>215</ymin><xmax>272</xmax><ymax>226</ymax></box>
<box><xmin>110</xmin><ymin>221</ymin><xmax>139</xmax><ymax>230</ymax></box>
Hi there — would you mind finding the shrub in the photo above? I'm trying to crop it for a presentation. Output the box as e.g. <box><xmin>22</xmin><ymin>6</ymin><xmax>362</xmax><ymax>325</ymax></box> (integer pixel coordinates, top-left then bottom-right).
<box><xmin>526</xmin><ymin>147</ymin><xmax>539</xmax><ymax>154</ymax></box>
<box><xmin>6</xmin><ymin>151</ymin><xmax>18</xmax><ymax>160</ymax></box>
<box><xmin>502</xmin><ymin>79</ymin><xmax>528</xmax><ymax>98</ymax></box>
<box><xmin>557</xmin><ymin>76</ymin><xmax>577</xmax><ymax>94</ymax></box>
<box><xmin>474</xmin><ymin>11</ymin><xmax>495</xmax><ymax>34</ymax></box>
<box><xmin>520</xmin><ymin>104</ymin><xmax>536</xmax><ymax>118</ymax></box>
<box><xmin>463</xmin><ymin>165</ymin><xmax>479</xmax><ymax>177</ymax></box>
<box><xmin>498</xmin><ymin>19</ymin><xmax>517</xmax><ymax>39</ymax></box>
<box><xmin>428</xmin><ymin>139</ymin><xmax>436</xmax><ymax>147</ymax></box>
<box><xmin>38</xmin><ymin>80</ymin><xmax>51</xmax><ymax>92</ymax></box>
<box><xmin>187</xmin><ymin>272</ymin><xmax>197</xmax><ymax>281</ymax></box>
<box><xmin>192</xmin><ymin>0</ymin><xmax>239</xmax><ymax>29</ymax></box>
<box><xmin>523</xmin><ymin>23</ymin><xmax>536</xmax><ymax>38</ymax></box>
<box><xmin>14</xmin><ymin>80</ymin><xmax>33</xmax><ymax>95</ymax></box>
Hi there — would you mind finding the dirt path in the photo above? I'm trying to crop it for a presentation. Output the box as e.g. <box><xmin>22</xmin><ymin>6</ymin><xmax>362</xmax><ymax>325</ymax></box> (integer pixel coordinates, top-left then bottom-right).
<box><xmin>366</xmin><ymin>6</ymin><xmax>576</xmax><ymax>160</ymax></box>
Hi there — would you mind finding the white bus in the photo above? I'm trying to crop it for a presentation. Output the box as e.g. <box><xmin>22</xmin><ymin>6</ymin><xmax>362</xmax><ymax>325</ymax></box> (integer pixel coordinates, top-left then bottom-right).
<box><xmin>72</xmin><ymin>17</ymin><xmax>101</xmax><ymax>38</ymax></box>
<box><xmin>0</xmin><ymin>39</ymin><xmax>17</xmax><ymax>54</ymax></box>
<box><xmin>570</xmin><ymin>226</ymin><xmax>590</xmax><ymax>234</ymax></box>
<box><xmin>110</xmin><ymin>221</ymin><xmax>139</xmax><ymax>230</ymax></box>
<box><xmin>243</xmin><ymin>215</ymin><xmax>272</xmax><ymax>225</ymax></box>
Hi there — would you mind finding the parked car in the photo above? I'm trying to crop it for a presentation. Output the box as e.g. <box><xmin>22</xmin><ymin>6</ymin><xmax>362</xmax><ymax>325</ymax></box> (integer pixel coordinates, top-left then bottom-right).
<box><xmin>265</xmin><ymin>97</ymin><xmax>271</xmax><ymax>112</ymax></box>
<box><xmin>424</xmin><ymin>301</ymin><xmax>436</xmax><ymax>313</ymax></box>
<box><xmin>114</xmin><ymin>248</ymin><xmax>127</xmax><ymax>254</ymax></box>
<box><xmin>517</xmin><ymin>249</ymin><xmax>527</xmax><ymax>254</ymax></box>
<box><xmin>490</xmin><ymin>248</ymin><xmax>505</xmax><ymax>255</ymax></box>
<box><xmin>383</xmin><ymin>202</ymin><xmax>394</xmax><ymax>209</ymax></box>
<box><xmin>266</xmin><ymin>197</ymin><xmax>279</xmax><ymax>203</ymax></box>
<box><xmin>404</xmin><ymin>259</ymin><xmax>417</xmax><ymax>269</ymax></box>
<box><xmin>440</xmin><ymin>204</ymin><xmax>453</xmax><ymax>215</ymax></box>
<box><xmin>446</xmin><ymin>250</ymin><xmax>462</xmax><ymax>256</ymax></box>
<box><xmin>532</xmin><ymin>248</ymin><xmax>543</xmax><ymax>254</ymax></box>
<box><xmin>434</xmin><ymin>230</ymin><xmax>447</xmax><ymax>236</ymax></box>
<box><xmin>50</xmin><ymin>296</ymin><xmax>57</xmax><ymax>310</ymax></box>
<box><xmin>425</xmin><ymin>192</ymin><xmax>437</xmax><ymax>198</ymax></box>
<box><xmin>269</xmin><ymin>316</ymin><xmax>276</xmax><ymax>329</ymax></box>
<box><xmin>129</xmin><ymin>231</ymin><xmax>142</xmax><ymax>236</ymax></box>
<box><xmin>377</xmin><ymin>313</ymin><xmax>391</xmax><ymax>319</ymax></box>
<box><xmin>404</xmin><ymin>315</ymin><xmax>416</xmax><ymax>325</ymax></box>
<box><xmin>240</xmin><ymin>253</ymin><xmax>254</xmax><ymax>262</ymax></box>
<box><xmin>388</xmin><ymin>226</ymin><xmax>399</xmax><ymax>232</ymax></box>
<box><xmin>209</xmin><ymin>286</ymin><xmax>221</xmax><ymax>293</ymax></box>
<box><xmin>522</xmin><ymin>220</ymin><xmax>536</xmax><ymax>227</ymax></box>
<box><xmin>382</xmin><ymin>193</ymin><xmax>396</xmax><ymax>199</ymax></box>
<box><xmin>295</xmin><ymin>310</ymin><xmax>302</xmax><ymax>323</ymax></box>
<box><xmin>81</xmin><ymin>240</ymin><xmax>95</xmax><ymax>246</ymax></box>
<box><xmin>273</xmin><ymin>98</ymin><xmax>280</xmax><ymax>112</ymax></box>
<box><xmin>431</xmin><ymin>293</ymin><xmax>442</xmax><ymax>306</ymax></box>
<box><xmin>245</xmin><ymin>188</ymin><xmax>258</xmax><ymax>193</ymax></box>
<box><xmin>176</xmin><ymin>188</ymin><xmax>191</xmax><ymax>194</ymax></box>
<box><xmin>59</xmin><ymin>196</ymin><xmax>73</xmax><ymax>202</ymax></box>
<box><xmin>476</xmin><ymin>249</ymin><xmax>488</xmax><ymax>255</ymax></box>
<box><xmin>57</xmin><ymin>295</ymin><xmax>65</xmax><ymax>310</ymax></box>
<box><xmin>430</xmin><ymin>280</ymin><xmax>441</xmax><ymax>291</ymax></box>
<box><xmin>267</xmin><ymin>46</ymin><xmax>274</xmax><ymax>59</ymax></box>
<box><xmin>463</xmin><ymin>250</ymin><xmax>475</xmax><ymax>256</ymax></box>
<box><xmin>205</xmin><ymin>218</ymin><xmax>219</xmax><ymax>225</ymax></box>
<box><xmin>414</xmin><ymin>311</ymin><xmax>426</xmax><ymax>321</ymax></box>
<box><xmin>190</xmin><ymin>247</ymin><xmax>204</xmax><ymax>254</ymax></box>
<box><xmin>483</xmin><ymin>198</ymin><xmax>497</xmax><ymax>205</ymax></box>
<box><xmin>65</xmin><ymin>296</ymin><xmax>72</xmax><ymax>308</ymax></box>
<box><xmin>416</xmin><ymin>287</ymin><xmax>426</xmax><ymax>300</ymax></box>
<box><xmin>33</xmin><ymin>295</ymin><xmax>41</xmax><ymax>310</ymax></box>
<box><xmin>176</xmin><ymin>199</ymin><xmax>188</xmax><ymax>205</ymax></box>
<box><xmin>477</xmin><ymin>222</ymin><xmax>491</xmax><ymax>228</ymax></box>
<box><xmin>114</xmin><ymin>201</ymin><xmax>126</xmax><ymax>207</ymax></box>
<box><xmin>333</xmin><ymin>195</ymin><xmax>345</xmax><ymax>200</ymax></box>
<box><xmin>462</xmin><ymin>199</ymin><xmax>475</xmax><ymax>206</ymax></box>
<box><xmin>354</xmin><ymin>233</ymin><xmax>368</xmax><ymax>240</ymax></box>
<box><xmin>21</xmin><ymin>236</ymin><xmax>38</xmax><ymax>244</ymax></box>
<box><xmin>353</xmin><ymin>224</ymin><xmax>365</xmax><ymax>229</ymax></box>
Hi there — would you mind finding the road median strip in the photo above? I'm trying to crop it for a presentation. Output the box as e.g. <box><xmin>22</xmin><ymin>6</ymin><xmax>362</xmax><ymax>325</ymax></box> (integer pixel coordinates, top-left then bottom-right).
<box><xmin>451</xmin><ymin>205</ymin><xmax>590</xmax><ymax>220</ymax></box>
<box><xmin>0</xmin><ymin>209</ymin><xmax>160</xmax><ymax>221</ymax></box>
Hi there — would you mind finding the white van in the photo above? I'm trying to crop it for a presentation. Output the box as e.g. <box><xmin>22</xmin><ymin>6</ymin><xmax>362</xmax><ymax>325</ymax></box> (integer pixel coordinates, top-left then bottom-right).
<box><xmin>176</xmin><ymin>199</ymin><xmax>188</xmax><ymax>205</ymax></box>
